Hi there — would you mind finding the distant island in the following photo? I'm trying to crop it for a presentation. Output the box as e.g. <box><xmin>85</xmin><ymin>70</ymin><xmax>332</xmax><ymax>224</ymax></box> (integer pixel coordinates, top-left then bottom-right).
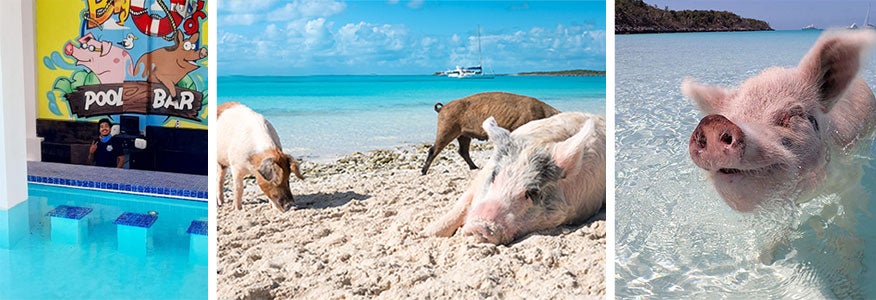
<box><xmin>514</xmin><ymin>69</ymin><xmax>605</xmax><ymax>76</ymax></box>
<box><xmin>616</xmin><ymin>0</ymin><xmax>773</xmax><ymax>34</ymax></box>
<box><xmin>432</xmin><ymin>69</ymin><xmax>605</xmax><ymax>77</ymax></box>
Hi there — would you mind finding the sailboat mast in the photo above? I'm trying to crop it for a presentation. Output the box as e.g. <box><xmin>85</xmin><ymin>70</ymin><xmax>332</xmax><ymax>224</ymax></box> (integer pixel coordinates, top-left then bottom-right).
<box><xmin>477</xmin><ymin>26</ymin><xmax>482</xmax><ymax>67</ymax></box>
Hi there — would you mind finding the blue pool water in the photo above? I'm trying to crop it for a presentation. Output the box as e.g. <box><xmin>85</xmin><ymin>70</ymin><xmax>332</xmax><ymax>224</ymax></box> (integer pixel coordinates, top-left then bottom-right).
<box><xmin>0</xmin><ymin>184</ymin><xmax>207</xmax><ymax>299</ymax></box>
<box><xmin>218</xmin><ymin>75</ymin><xmax>605</xmax><ymax>161</ymax></box>
<box><xmin>616</xmin><ymin>30</ymin><xmax>876</xmax><ymax>298</ymax></box>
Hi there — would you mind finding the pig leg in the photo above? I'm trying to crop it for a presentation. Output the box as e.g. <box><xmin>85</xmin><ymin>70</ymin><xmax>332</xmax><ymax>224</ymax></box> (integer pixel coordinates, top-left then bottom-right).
<box><xmin>421</xmin><ymin>126</ymin><xmax>460</xmax><ymax>175</ymax></box>
<box><xmin>457</xmin><ymin>136</ymin><xmax>478</xmax><ymax>170</ymax></box>
<box><xmin>230</xmin><ymin>168</ymin><xmax>245</xmax><ymax>210</ymax></box>
<box><xmin>424</xmin><ymin>190</ymin><xmax>474</xmax><ymax>237</ymax></box>
<box><xmin>217</xmin><ymin>164</ymin><xmax>227</xmax><ymax>206</ymax></box>
<box><xmin>160</xmin><ymin>78</ymin><xmax>179</xmax><ymax>98</ymax></box>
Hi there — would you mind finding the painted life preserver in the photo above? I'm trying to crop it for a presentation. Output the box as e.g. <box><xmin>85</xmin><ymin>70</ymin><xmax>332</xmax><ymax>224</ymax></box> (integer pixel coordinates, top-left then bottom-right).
<box><xmin>130</xmin><ymin>0</ymin><xmax>189</xmax><ymax>37</ymax></box>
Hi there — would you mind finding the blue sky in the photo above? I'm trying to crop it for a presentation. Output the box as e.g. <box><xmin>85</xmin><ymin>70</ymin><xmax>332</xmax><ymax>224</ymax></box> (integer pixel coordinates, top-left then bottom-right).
<box><xmin>218</xmin><ymin>0</ymin><xmax>605</xmax><ymax>75</ymax></box>
<box><xmin>647</xmin><ymin>1</ymin><xmax>876</xmax><ymax>31</ymax></box>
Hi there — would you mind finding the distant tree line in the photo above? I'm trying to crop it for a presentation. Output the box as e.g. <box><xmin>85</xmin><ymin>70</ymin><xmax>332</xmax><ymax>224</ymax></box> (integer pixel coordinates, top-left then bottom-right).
<box><xmin>516</xmin><ymin>70</ymin><xmax>605</xmax><ymax>76</ymax></box>
<box><xmin>616</xmin><ymin>0</ymin><xmax>773</xmax><ymax>34</ymax></box>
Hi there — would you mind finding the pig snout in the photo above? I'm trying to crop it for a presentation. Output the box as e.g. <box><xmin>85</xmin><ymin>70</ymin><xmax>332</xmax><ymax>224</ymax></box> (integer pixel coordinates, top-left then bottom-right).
<box><xmin>689</xmin><ymin>114</ymin><xmax>746</xmax><ymax>171</ymax></box>
<box><xmin>198</xmin><ymin>48</ymin><xmax>207</xmax><ymax>59</ymax></box>
<box><xmin>461</xmin><ymin>220</ymin><xmax>510</xmax><ymax>245</ymax></box>
<box><xmin>64</xmin><ymin>42</ymin><xmax>74</xmax><ymax>56</ymax></box>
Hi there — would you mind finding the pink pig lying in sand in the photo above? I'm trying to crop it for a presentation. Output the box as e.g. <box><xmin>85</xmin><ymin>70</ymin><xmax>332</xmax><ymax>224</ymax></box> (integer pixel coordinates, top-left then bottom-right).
<box><xmin>425</xmin><ymin>112</ymin><xmax>605</xmax><ymax>244</ymax></box>
<box><xmin>217</xmin><ymin>102</ymin><xmax>305</xmax><ymax>212</ymax></box>
<box><xmin>684</xmin><ymin>30</ymin><xmax>876</xmax><ymax>212</ymax></box>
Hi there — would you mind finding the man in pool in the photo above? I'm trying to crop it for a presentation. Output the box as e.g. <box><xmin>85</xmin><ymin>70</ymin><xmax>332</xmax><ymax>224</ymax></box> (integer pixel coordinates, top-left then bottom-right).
<box><xmin>88</xmin><ymin>118</ymin><xmax>124</xmax><ymax>168</ymax></box>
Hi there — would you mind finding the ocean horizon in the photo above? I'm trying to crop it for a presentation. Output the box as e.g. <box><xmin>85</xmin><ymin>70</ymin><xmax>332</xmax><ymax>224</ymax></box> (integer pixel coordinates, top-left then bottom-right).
<box><xmin>218</xmin><ymin>74</ymin><xmax>605</xmax><ymax>162</ymax></box>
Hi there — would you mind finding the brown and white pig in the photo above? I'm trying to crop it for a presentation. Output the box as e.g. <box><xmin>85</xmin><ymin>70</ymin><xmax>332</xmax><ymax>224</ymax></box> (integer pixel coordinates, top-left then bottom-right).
<box><xmin>425</xmin><ymin>112</ymin><xmax>605</xmax><ymax>244</ymax></box>
<box><xmin>684</xmin><ymin>30</ymin><xmax>876</xmax><ymax>212</ymax></box>
<box><xmin>217</xmin><ymin>102</ymin><xmax>305</xmax><ymax>212</ymax></box>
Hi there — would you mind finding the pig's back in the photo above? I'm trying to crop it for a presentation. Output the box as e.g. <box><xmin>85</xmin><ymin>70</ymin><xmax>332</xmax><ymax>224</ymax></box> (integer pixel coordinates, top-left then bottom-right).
<box><xmin>512</xmin><ymin>112</ymin><xmax>605</xmax><ymax>146</ymax></box>
<box><xmin>216</xmin><ymin>103</ymin><xmax>283</xmax><ymax>167</ymax></box>
<box><xmin>467</xmin><ymin>92</ymin><xmax>559</xmax><ymax>127</ymax></box>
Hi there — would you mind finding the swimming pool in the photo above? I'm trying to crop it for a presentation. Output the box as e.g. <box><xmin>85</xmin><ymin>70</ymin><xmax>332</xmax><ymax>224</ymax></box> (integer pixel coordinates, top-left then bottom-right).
<box><xmin>0</xmin><ymin>183</ymin><xmax>207</xmax><ymax>299</ymax></box>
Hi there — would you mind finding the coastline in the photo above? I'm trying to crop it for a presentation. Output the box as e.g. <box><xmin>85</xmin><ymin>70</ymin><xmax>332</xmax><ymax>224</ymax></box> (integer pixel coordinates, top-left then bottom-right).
<box><xmin>218</xmin><ymin>143</ymin><xmax>606</xmax><ymax>298</ymax></box>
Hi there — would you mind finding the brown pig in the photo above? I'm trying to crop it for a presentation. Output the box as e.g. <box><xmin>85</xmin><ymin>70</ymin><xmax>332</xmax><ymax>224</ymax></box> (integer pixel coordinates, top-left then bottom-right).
<box><xmin>217</xmin><ymin>102</ymin><xmax>305</xmax><ymax>212</ymax></box>
<box><xmin>422</xmin><ymin>92</ymin><xmax>560</xmax><ymax>175</ymax></box>
<box><xmin>425</xmin><ymin>112</ymin><xmax>605</xmax><ymax>244</ymax></box>
<box><xmin>684</xmin><ymin>30</ymin><xmax>876</xmax><ymax>212</ymax></box>
<box><xmin>134</xmin><ymin>30</ymin><xmax>207</xmax><ymax>98</ymax></box>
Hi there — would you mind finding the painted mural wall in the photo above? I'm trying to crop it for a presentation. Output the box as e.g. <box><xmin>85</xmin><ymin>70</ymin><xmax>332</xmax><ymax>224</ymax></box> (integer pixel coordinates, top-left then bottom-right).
<box><xmin>36</xmin><ymin>0</ymin><xmax>208</xmax><ymax>129</ymax></box>
<box><xmin>34</xmin><ymin>0</ymin><xmax>208</xmax><ymax>175</ymax></box>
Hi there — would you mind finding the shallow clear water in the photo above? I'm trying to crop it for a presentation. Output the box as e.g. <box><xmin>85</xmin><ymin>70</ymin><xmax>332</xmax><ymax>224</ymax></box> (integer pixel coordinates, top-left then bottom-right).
<box><xmin>616</xmin><ymin>31</ymin><xmax>876</xmax><ymax>298</ymax></box>
<box><xmin>218</xmin><ymin>75</ymin><xmax>605</xmax><ymax>161</ymax></box>
<box><xmin>0</xmin><ymin>184</ymin><xmax>207</xmax><ymax>299</ymax></box>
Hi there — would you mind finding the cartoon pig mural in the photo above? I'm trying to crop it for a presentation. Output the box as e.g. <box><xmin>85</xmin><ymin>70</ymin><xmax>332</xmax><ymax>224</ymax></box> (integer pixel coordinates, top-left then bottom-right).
<box><xmin>134</xmin><ymin>31</ymin><xmax>207</xmax><ymax>98</ymax></box>
<box><xmin>684</xmin><ymin>30</ymin><xmax>876</xmax><ymax>212</ymax></box>
<box><xmin>64</xmin><ymin>32</ymin><xmax>134</xmax><ymax>84</ymax></box>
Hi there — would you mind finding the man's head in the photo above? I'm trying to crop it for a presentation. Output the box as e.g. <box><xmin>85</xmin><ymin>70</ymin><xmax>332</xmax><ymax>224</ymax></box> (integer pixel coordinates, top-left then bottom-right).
<box><xmin>98</xmin><ymin>118</ymin><xmax>112</xmax><ymax>137</ymax></box>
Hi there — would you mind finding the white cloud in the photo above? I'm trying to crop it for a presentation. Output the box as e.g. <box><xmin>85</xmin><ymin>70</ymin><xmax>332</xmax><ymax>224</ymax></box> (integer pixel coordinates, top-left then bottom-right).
<box><xmin>267</xmin><ymin>0</ymin><xmax>346</xmax><ymax>22</ymax></box>
<box><xmin>219</xmin><ymin>1</ymin><xmax>278</xmax><ymax>12</ymax></box>
<box><xmin>219</xmin><ymin>14</ymin><xmax>261</xmax><ymax>26</ymax></box>
<box><xmin>406</xmin><ymin>0</ymin><xmax>424</xmax><ymax>9</ymax></box>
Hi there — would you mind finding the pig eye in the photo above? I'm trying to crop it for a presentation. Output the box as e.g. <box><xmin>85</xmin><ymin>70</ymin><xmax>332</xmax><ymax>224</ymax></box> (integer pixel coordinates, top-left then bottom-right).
<box><xmin>184</xmin><ymin>41</ymin><xmax>193</xmax><ymax>51</ymax></box>
<box><xmin>525</xmin><ymin>188</ymin><xmax>540</xmax><ymax>201</ymax></box>
<box><xmin>88</xmin><ymin>45</ymin><xmax>96</xmax><ymax>52</ymax></box>
<box><xmin>807</xmin><ymin>115</ymin><xmax>819</xmax><ymax>131</ymax></box>
<box><xmin>80</xmin><ymin>43</ymin><xmax>88</xmax><ymax>49</ymax></box>
<box><xmin>775</xmin><ymin>110</ymin><xmax>805</xmax><ymax>128</ymax></box>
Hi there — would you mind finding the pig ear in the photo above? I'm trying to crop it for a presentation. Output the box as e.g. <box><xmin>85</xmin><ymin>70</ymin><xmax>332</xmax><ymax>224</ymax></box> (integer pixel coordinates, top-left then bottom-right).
<box><xmin>189</xmin><ymin>32</ymin><xmax>200</xmax><ymax>43</ymax></box>
<box><xmin>100</xmin><ymin>41</ymin><xmax>112</xmax><ymax>56</ymax></box>
<box><xmin>681</xmin><ymin>78</ymin><xmax>730</xmax><ymax>115</ymax></box>
<box><xmin>287</xmin><ymin>154</ymin><xmax>305</xmax><ymax>180</ymax></box>
<box><xmin>258</xmin><ymin>158</ymin><xmax>280</xmax><ymax>184</ymax></box>
<box><xmin>483</xmin><ymin>116</ymin><xmax>511</xmax><ymax>151</ymax></box>
<box><xmin>554</xmin><ymin>119</ymin><xmax>596</xmax><ymax>172</ymax></box>
<box><xmin>798</xmin><ymin>31</ymin><xmax>876</xmax><ymax>112</ymax></box>
<box><xmin>168</xmin><ymin>31</ymin><xmax>183</xmax><ymax>50</ymax></box>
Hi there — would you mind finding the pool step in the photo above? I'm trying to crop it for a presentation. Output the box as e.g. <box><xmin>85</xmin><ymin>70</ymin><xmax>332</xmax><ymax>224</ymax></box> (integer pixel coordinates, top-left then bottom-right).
<box><xmin>113</xmin><ymin>212</ymin><xmax>158</xmax><ymax>256</ymax></box>
<box><xmin>186</xmin><ymin>220</ymin><xmax>208</xmax><ymax>265</ymax></box>
<box><xmin>46</xmin><ymin>205</ymin><xmax>92</xmax><ymax>245</ymax></box>
<box><xmin>43</xmin><ymin>206</ymin><xmax>207</xmax><ymax>261</ymax></box>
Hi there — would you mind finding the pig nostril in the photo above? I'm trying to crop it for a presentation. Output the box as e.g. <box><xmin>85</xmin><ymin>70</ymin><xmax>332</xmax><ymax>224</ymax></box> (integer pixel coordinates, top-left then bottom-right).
<box><xmin>694</xmin><ymin>130</ymin><xmax>707</xmax><ymax>148</ymax></box>
<box><xmin>720</xmin><ymin>132</ymin><xmax>733</xmax><ymax>145</ymax></box>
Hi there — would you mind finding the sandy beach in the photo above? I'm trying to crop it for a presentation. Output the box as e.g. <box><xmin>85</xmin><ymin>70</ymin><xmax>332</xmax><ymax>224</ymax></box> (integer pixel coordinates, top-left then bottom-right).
<box><xmin>217</xmin><ymin>143</ymin><xmax>606</xmax><ymax>299</ymax></box>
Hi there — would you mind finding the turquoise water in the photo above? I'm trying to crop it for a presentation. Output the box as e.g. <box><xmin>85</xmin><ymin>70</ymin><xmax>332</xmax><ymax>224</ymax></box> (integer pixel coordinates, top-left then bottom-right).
<box><xmin>0</xmin><ymin>184</ymin><xmax>207</xmax><ymax>299</ymax></box>
<box><xmin>616</xmin><ymin>30</ymin><xmax>876</xmax><ymax>298</ymax></box>
<box><xmin>218</xmin><ymin>75</ymin><xmax>605</xmax><ymax>161</ymax></box>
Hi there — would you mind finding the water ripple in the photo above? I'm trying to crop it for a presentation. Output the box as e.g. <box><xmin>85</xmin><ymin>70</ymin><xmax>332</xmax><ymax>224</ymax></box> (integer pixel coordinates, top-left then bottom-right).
<box><xmin>616</xmin><ymin>31</ymin><xmax>876</xmax><ymax>298</ymax></box>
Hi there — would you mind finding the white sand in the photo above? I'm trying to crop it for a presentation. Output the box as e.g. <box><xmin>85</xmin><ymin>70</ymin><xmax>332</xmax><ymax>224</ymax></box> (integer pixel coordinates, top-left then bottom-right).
<box><xmin>217</xmin><ymin>143</ymin><xmax>605</xmax><ymax>299</ymax></box>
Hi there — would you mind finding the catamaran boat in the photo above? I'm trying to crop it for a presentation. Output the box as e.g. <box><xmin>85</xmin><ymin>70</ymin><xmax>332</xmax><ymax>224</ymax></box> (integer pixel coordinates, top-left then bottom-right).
<box><xmin>440</xmin><ymin>27</ymin><xmax>494</xmax><ymax>79</ymax></box>
<box><xmin>443</xmin><ymin>65</ymin><xmax>490</xmax><ymax>78</ymax></box>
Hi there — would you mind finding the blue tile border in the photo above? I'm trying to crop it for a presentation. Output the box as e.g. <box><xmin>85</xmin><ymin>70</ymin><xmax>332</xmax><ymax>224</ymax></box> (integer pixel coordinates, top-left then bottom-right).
<box><xmin>27</xmin><ymin>175</ymin><xmax>208</xmax><ymax>201</ymax></box>
<box><xmin>113</xmin><ymin>212</ymin><xmax>158</xmax><ymax>228</ymax></box>
<box><xmin>46</xmin><ymin>205</ymin><xmax>93</xmax><ymax>220</ymax></box>
<box><xmin>186</xmin><ymin>220</ymin><xmax>208</xmax><ymax>235</ymax></box>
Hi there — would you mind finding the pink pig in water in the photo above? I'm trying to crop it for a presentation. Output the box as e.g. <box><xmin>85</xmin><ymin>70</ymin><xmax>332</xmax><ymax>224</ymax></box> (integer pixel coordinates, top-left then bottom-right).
<box><xmin>64</xmin><ymin>32</ymin><xmax>134</xmax><ymax>84</ymax></box>
<box><xmin>684</xmin><ymin>30</ymin><xmax>876</xmax><ymax>212</ymax></box>
<box><xmin>425</xmin><ymin>112</ymin><xmax>606</xmax><ymax>244</ymax></box>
